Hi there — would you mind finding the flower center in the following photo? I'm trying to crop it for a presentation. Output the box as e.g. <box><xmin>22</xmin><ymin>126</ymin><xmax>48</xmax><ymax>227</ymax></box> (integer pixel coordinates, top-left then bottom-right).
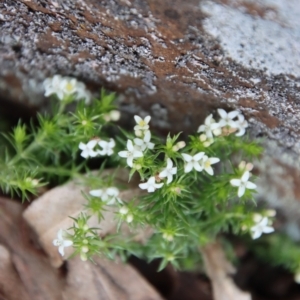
<box><xmin>66</xmin><ymin>82</ymin><xmax>75</xmax><ymax>92</ymax></box>
<box><xmin>205</xmin><ymin>161</ymin><xmax>211</xmax><ymax>168</ymax></box>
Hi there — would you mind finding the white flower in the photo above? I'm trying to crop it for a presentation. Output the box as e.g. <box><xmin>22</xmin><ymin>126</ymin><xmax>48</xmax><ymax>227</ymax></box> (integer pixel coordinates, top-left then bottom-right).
<box><xmin>75</xmin><ymin>81</ymin><xmax>92</xmax><ymax>104</ymax></box>
<box><xmin>110</xmin><ymin>110</ymin><xmax>121</xmax><ymax>121</ymax></box>
<box><xmin>230</xmin><ymin>171</ymin><xmax>257</xmax><ymax>197</ymax></box>
<box><xmin>44</xmin><ymin>75</ymin><xmax>64</xmax><ymax>100</ymax></box>
<box><xmin>250</xmin><ymin>216</ymin><xmax>274</xmax><ymax>239</ymax></box>
<box><xmin>139</xmin><ymin>176</ymin><xmax>164</xmax><ymax>193</ymax></box>
<box><xmin>89</xmin><ymin>187</ymin><xmax>121</xmax><ymax>205</ymax></box>
<box><xmin>235</xmin><ymin>114</ymin><xmax>248</xmax><ymax>136</ymax></box>
<box><xmin>134</xmin><ymin>130</ymin><xmax>154</xmax><ymax>151</ymax></box>
<box><xmin>118</xmin><ymin>140</ymin><xmax>143</xmax><ymax>167</ymax></box>
<box><xmin>217</xmin><ymin>109</ymin><xmax>239</xmax><ymax>128</ymax></box>
<box><xmin>134</xmin><ymin>115</ymin><xmax>151</xmax><ymax>131</ymax></box>
<box><xmin>197</xmin><ymin>114</ymin><xmax>221</xmax><ymax>138</ymax></box>
<box><xmin>60</xmin><ymin>77</ymin><xmax>78</xmax><ymax>97</ymax></box>
<box><xmin>43</xmin><ymin>75</ymin><xmax>92</xmax><ymax>103</ymax></box>
<box><xmin>79</xmin><ymin>140</ymin><xmax>98</xmax><ymax>158</ymax></box>
<box><xmin>182</xmin><ymin>152</ymin><xmax>204</xmax><ymax>173</ymax></box>
<box><xmin>98</xmin><ymin>138</ymin><xmax>115</xmax><ymax>156</ymax></box>
<box><xmin>201</xmin><ymin>155</ymin><xmax>220</xmax><ymax>175</ymax></box>
<box><xmin>159</xmin><ymin>158</ymin><xmax>177</xmax><ymax>184</ymax></box>
<box><xmin>53</xmin><ymin>229</ymin><xmax>73</xmax><ymax>256</ymax></box>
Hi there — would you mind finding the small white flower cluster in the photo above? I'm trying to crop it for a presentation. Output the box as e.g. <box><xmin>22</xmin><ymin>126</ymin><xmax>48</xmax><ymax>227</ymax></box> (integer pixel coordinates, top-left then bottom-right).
<box><xmin>89</xmin><ymin>186</ymin><xmax>122</xmax><ymax>205</ymax></box>
<box><xmin>181</xmin><ymin>152</ymin><xmax>220</xmax><ymax>175</ymax></box>
<box><xmin>89</xmin><ymin>186</ymin><xmax>134</xmax><ymax>223</ymax></box>
<box><xmin>230</xmin><ymin>161</ymin><xmax>256</xmax><ymax>197</ymax></box>
<box><xmin>79</xmin><ymin>138</ymin><xmax>115</xmax><ymax>159</ymax></box>
<box><xmin>250</xmin><ymin>213</ymin><xmax>275</xmax><ymax>239</ymax></box>
<box><xmin>118</xmin><ymin>115</ymin><xmax>153</xmax><ymax>168</ymax></box>
<box><xmin>197</xmin><ymin>109</ymin><xmax>248</xmax><ymax>147</ymax></box>
<box><xmin>44</xmin><ymin>75</ymin><xmax>92</xmax><ymax>103</ymax></box>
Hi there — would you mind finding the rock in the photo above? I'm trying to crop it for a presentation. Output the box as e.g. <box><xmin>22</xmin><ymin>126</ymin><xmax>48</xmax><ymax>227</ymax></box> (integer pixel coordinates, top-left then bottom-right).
<box><xmin>63</xmin><ymin>256</ymin><xmax>164</xmax><ymax>300</ymax></box>
<box><xmin>1</xmin><ymin>0</ymin><xmax>300</xmax><ymax>234</ymax></box>
<box><xmin>0</xmin><ymin>244</ymin><xmax>30</xmax><ymax>300</ymax></box>
<box><xmin>23</xmin><ymin>169</ymin><xmax>149</xmax><ymax>267</ymax></box>
<box><xmin>0</xmin><ymin>196</ymin><xmax>163</xmax><ymax>300</ymax></box>
<box><xmin>0</xmin><ymin>197</ymin><xmax>65</xmax><ymax>300</ymax></box>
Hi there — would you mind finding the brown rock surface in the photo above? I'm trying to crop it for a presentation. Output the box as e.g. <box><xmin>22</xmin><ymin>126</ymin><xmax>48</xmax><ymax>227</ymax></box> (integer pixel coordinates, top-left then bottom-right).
<box><xmin>1</xmin><ymin>1</ymin><xmax>300</xmax><ymax>232</ymax></box>
<box><xmin>0</xmin><ymin>195</ymin><xmax>163</xmax><ymax>300</ymax></box>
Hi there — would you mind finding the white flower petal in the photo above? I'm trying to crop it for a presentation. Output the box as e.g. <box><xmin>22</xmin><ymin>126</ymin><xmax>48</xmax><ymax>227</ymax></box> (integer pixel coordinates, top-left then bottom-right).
<box><xmin>194</xmin><ymin>162</ymin><xmax>203</xmax><ymax>172</ymax></box>
<box><xmin>184</xmin><ymin>162</ymin><xmax>193</xmax><ymax>173</ymax></box>
<box><xmin>89</xmin><ymin>189</ymin><xmax>103</xmax><ymax>197</ymax></box>
<box><xmin>63</xmin><ymin>240</ymin><xmax>73</xmax><ymax>247</ymax></box>
<box><xmin>263</xmin><ymin>226</ymin><xmax>275</xmax><ymax>234</ymax></box>
<box><xmin>139</xmin><ymin>182</ymin><xmax>148</xmax><ymax>190</ymax></box>
<box><xmin>209</xmin><ymin>157</ymin><xmax>220</xmax><ymax>165</ymax></box>
<box><xmin>205</xmin><ymin>166</ymin><xmax>214</xmax><ymax>176</ymax></box>
<box><xmin>228</xmin><ymin>110</ymin><xmax>239</xmax><ymax>119</ymax></box>
<box><xmin>245</xmin><ymin>182</ymin><xmax>257</xmax><ymax>190</ymax></box>
<box><xmin>144</xmin><ymin>116</ymin><xmax>151</xmax><ymax>124</ymax></box>
<box><xmin>251</xmin><ymin>229</ymin><xmax>262</xmax><ymax>240</ymax></box>
<box><xmin>127</xmin><ymin>157</ymin><xmax>134</xmax><ymax>167</ymax></box>
<box><xmin>182</xmin><ymin>153</ymin><xmax>192</xmax><ymax>162</ymax></box>
<box><xmin>197</xmin><ymin>124</ymin><xmax>206</xmax><ymax>133</ymax></box>
<box><xmin>217</xmin><ymin>108</ymin><xmax>227</xmax><ymax>119</ymax></box>
<box><xmin>58</xmin><ymin>245</ymin><xmax>65</xmax><ymax>256</ymax></box>
<box><xmin>134</xmin><ymin>115</ymin><xmax>142</xmax><ymax>124</ymax></box>
<box><xmin>230</xmin><ymin>179</ymin><xmax>241</xmax><ymax>187</ymax></box>
<box><xmin>241</xmin><ymin>171</ymin><xmax>250</xmax><ymax>182</ymax></box>
<box><xmin>194</xmin><ymin>152</ymin><xmax>205</xmax><ymax>161</ymax></box>
<box><xmin>238</xmin><ymin>185</ymin><xmax>246</xmax><ymax>197</ymax></box>
<box><xmin>118</xmin><ymin>150</ymin><xmax>128</xmax><ymax>158</ymax></box>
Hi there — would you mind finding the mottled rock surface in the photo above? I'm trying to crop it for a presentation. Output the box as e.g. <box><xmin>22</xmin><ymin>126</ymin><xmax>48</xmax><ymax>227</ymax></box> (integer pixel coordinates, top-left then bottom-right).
<box><xmin>1</xmin><ymin>0</ymin><xmax>300</xmax><ymax>231</ymax></box>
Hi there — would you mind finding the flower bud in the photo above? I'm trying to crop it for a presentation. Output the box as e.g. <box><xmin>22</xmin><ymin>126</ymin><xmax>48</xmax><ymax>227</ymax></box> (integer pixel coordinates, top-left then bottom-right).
<box><xmin>81</xmin><ymin>246</ymin><xmax>89</xmax><ymax>253</ymax></box>
<box><xmin>176</xmin><ymin>141</ymin><xmax>186</xmax><ymax>150</ymax></box>
<box><xmin>266</xmin><ymin>209</ymin><xmax>276</xmax><ymax>217</ymax></box>
<box><xmin>82</xmin><ymin>120</ymin><xmax>88</xmax><ymax>126</ymax></box>
<box><xmin>103</xmin><ymin>114</ymin><xmax>111</xmax><ymax>122</ymax></box>
<box><xmin>80</xmin><ymin>252</ymin><xmax>88</xmax><ymax>261</ymax></box>
<box><xmin>119</xmin><ymin>206</ymin><xmax>129</xmax><ymax>215</ymax></box>
<box><xmin>253</xmin><ymin>213</ymin><xmax>263</xmax><ymax>223</ymax></box>
<box><xmin>246</xmin><ymin>163</ymin><xmax>254</xmax><ymax>171</ymax></box>
<box><xmin>126</xmin><ymin>214</ymin><xmax>134</xmax><ymax>223</ymax></box>
<box><xmin>109</xmin><ymin>110</ymin><xmax>121</xmax><ymax>121</ymax></box>
<box><xmin>199</xmin><ymin>134</ymin><xmax>207</xmax><ymax>142</ymax></box>
<box><xmin>162</xmin><ymin>232</ymin><xmax>174</xmax><ymax>241</ymax></box>
<box><xmin>172</xmin><ymin>145</ymin><xmax>179</xmax><ymax>151</ymax></box>
<box><xmin>213</xmin><ymin>128</ymin><xmax>222</xmax><ymax>136</ymax></box>
<box><xmin>238</xmin><ymin>161</ymin><xmax>246</xmax><ymax>170</ymax></box>
<box><xmin>135</xmin><ymin>130</ymin><xmax>142</xmax><ymax>137</ymax></box>
<box><xmin>134</xmin><ymin>164</ymin><xmax>142</xmax><ymax>170</ymax></box>
<box><xmin>83</xmin><ymin>224</ymin><xmax>89</xmax><ymax>231</ymax></box>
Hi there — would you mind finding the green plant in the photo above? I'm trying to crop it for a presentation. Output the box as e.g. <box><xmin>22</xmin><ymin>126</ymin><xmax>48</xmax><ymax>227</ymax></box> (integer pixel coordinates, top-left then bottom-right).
<box><xmin>3</xmin><ymin>75</ymin><xmax>297</xmax><ymax>282</ymax></box>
